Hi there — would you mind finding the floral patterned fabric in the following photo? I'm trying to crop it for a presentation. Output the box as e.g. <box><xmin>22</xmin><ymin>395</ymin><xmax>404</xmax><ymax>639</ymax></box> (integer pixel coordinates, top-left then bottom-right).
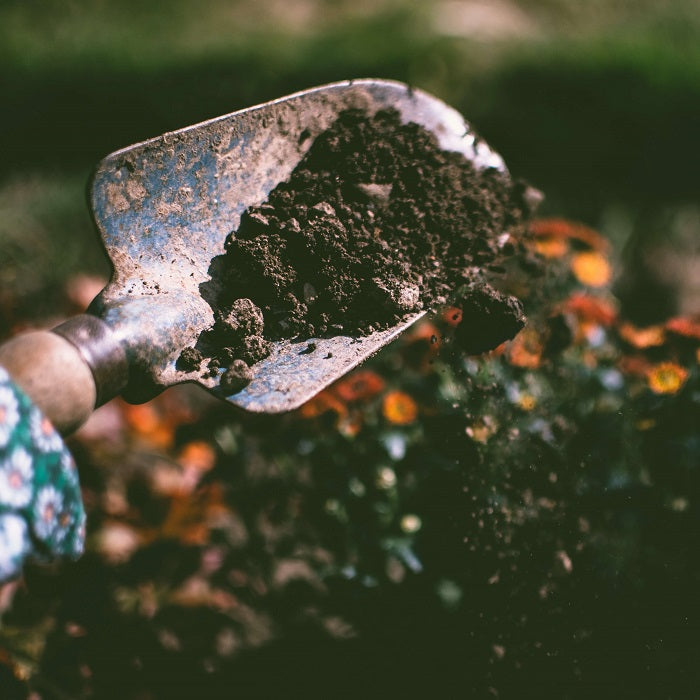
<box><xmin>0</xmin><ymin>365</ymin><xmax>85</xmax><ymax>582</ymax></box>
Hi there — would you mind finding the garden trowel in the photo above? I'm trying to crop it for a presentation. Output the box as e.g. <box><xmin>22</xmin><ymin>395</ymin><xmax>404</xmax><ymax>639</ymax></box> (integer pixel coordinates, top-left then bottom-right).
<box><xmin>0</xmin><ymin>79</ymin><xmax>507</xmax><ymax>434</ymax></box>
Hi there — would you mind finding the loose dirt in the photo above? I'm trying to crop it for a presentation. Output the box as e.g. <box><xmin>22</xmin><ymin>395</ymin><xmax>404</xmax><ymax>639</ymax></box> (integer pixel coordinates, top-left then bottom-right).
<box><xmin>180</xmin><ymin>108</ymin><xmax>533</xmax><ymax>388</ymax></box>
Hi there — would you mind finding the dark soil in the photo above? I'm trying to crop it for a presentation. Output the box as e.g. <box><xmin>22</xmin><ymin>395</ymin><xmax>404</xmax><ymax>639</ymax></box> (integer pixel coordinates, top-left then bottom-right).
<box><xmin>183</xmin><ymin>108</ymin><xmax>534</xmax><ymax>387</ymax></box>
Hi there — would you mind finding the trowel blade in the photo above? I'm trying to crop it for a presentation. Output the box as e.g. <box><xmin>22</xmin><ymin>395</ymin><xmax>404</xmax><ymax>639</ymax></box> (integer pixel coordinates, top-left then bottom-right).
<box><xmin>89</xmin><ymin>79</ymin><xmax>506</xmax><ymax>412</ymax></box>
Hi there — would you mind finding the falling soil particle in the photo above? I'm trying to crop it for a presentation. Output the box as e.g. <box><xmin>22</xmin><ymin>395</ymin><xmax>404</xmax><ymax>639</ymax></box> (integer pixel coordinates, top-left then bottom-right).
<box><xmin>453</xmin><ymin>284</ymin><xmax>526</xmax><ymax>355</ymax></box>
<box><xmin>183</xmin><ymin>108</ymin><xmax>535</xmax><ymax>388</ymax></box>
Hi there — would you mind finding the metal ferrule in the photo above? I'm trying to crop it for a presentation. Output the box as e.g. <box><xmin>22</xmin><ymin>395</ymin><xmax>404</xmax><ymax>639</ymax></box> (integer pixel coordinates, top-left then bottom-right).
<box><xmin>53</xmin><ymin>314</ymin><xmax>129</xmax><ymax>407</ymax></box>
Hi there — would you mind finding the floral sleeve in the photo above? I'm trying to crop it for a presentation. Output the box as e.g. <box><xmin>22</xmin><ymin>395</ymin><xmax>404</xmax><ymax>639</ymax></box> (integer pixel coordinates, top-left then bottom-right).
<box><xmin>0</xmin><ymin>365</ymin><xmax>85</xmax><ymax>582</ymax></box>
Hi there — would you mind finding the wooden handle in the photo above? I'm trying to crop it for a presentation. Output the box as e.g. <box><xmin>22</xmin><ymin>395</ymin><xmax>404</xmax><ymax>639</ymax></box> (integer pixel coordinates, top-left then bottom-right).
<box><xmin>0</xmin><ymin>331</ymin><xmax>97</xmax><ymax>435</ymax></box>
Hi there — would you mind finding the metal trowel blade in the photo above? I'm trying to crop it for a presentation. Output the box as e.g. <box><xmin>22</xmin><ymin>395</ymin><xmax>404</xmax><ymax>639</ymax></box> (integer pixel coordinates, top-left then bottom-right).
<box><xmin>89</xmin><ymin>79</ymin><xmax>506</xmax><ymax>413</ymax></box>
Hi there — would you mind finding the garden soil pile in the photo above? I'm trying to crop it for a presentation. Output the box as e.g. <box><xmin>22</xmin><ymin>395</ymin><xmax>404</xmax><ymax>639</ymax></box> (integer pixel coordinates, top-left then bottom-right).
<box><xmin>180</xmin><ymin>108</ymin><xmax>533</xmax><ymax>385</ymax></box>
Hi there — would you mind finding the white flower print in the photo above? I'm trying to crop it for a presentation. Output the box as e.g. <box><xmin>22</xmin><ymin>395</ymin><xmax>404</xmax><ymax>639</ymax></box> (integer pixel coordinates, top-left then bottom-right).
<box><xmin>29</xmin><ymin>409</ymin><xmax>64</xmax><ymax>454</ymax></box>
<box><xmin>60</xmin><ymin>451</ymin><xmax>80</xmax><ymax>489</ymax></box>
<box><xmin>33</xmin><ymin>485</ymin><xmax>65</xmax><ymax>541</ymax></box>
<box><xmin>0</xmin><ymin>447</ymin><xmax>33</xmax><ymax>508</ymax></box>
<box><xmin>0</xmin><ymin>513</ymin><xmax>29</xmax><ymax>581</ymax></box>
<box><xmin>0</xmin><ymin>386</ymin><xmax>20</xmax><ymax>449</ymax></box>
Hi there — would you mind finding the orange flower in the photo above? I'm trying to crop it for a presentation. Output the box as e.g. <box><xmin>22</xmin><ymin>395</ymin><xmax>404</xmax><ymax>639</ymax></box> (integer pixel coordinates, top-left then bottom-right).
<box><xmin>507</xmin><ymin>327</ymin><xmax>543</xmax><ymax>369</ymax></box>
<box><xmin>382</xmin><ymin>391</ymin><xmax>418</xmax><ymax>425</ymax></box>
<box><xmin>561</xmin><ymin>293</ymin><xmax>617</xmax><ymax>326</ymax></box>
<box><xmin>442</xmin><ymin>306</ymin><xmax>463</xmax><ymax>327</ymax></box>
<box><xmin>647</xmin><ymin>362</ymin><xmax>688</xmax><ymax>394</ymax></box>
<box><xmin>530</xmin><ymin>218</ymin><xmax>609</xmax><ymax>252</ymax></box>
<box><xmin>618</xmin><ymin>322</ymin><xmax>666</xmax><ymax>349</ymax></box>
<box><xmin>160</xmin><ymin>496</ymin><xmax>209</xmax><ymax>545</ymax></box>
<box><xmin>299</xmin><ymin>391</ymin><xmax>347</xmax><ymax>419</ymax></box>
<box><xmin>178</xmin><ymin>441</ymin><xmax>217</xmax><ymax>473</ymax></box>
<box><xmin>333</xmin><ymin>370</ymin><xmax>385</xmax><ymax>402</ymax></box>
<box><xmin>534</xmin><ymin>237</ymin><xmax>568</xmax><ymax>259</ymax></box>
<box><xmin>571</xmin><ymin>251</ymin><xmax>612</xmax><ymax>288</ymax></box>
<box><xmin>121</xmin><ymin>402</ymin><xmax>174</xmax><ymax>449</ymax></box>
<box><xmin>666</xmin><ymin>317</ymin><xmax>700</xmax><ymax>341</ymax></box>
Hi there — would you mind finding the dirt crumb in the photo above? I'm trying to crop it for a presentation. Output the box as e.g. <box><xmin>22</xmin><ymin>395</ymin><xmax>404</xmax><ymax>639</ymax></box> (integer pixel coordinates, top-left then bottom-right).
<box><xmin>220</xmin><ymin>359</ymin><xmax>254</xmax><ymax>393</ymax></box>
<box><xmin>176</xmin><ymin>346</ymin><xmax>203</xmax><ymax>372</ymax></box>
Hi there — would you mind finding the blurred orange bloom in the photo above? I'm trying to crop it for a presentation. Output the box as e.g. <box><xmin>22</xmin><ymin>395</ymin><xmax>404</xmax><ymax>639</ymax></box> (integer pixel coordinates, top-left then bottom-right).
<box><xmin>618</xmin><ymin>322</ymin><xmax>666</xmax><ymax>349</ymax></box>
<box><xmin>530</xmin><ymin>218</ymin><xmax>609</xmax><ymax>251</ymax></box>
<box><xmin>666</xmin><ymin>317</ymin><xmax>700</xmax><ymax>341</ymax></box>
<box><xmin>647</xmin><ymin>362</ymin><xmax>688</xmax><ymax>394</ymax></box>
<box><xmin>160</xmin><ymin>496</ymin><xmax>210</xmax><ymax>545</ymax></box>
<box><xmin>507</xmin><ymin>327</ymin><xmax>543</xmax><ymax>369</ymax></box>
<box><xmin>122</xmin><ymin>402</ymin><xmax>174</xmax><ymax>449</ymax></box>
<box><xmin>561</xmin><ymin>293</ymin><xmax>617</xmax><ymax>326</ymax></box>
<box><xmin>382</xmin><ymin>391</ymin><xmax>418</xmax><ymax>425</ymax></box>
<box><xmin>178</xmin><ymin>441</ymin><xmax>217</xmax><ymax>473</ymax></box>
<box><xmin>299</xmin><ymin>391</ymin><xmax>347</xmax><ymax>419</ymax></box>
<box><xmin>534</xmin><ymin>237</ymin><xmax>568</xmax><ymax>259</ymax></box>
<box><xmin>333</xmin><ymin>369</ymin><xmax>385</xmax><ymax>402</ymax></box>
<box><xmin>571</xmin><ymin>251</ymin><xmax>612</xmax><ymax>288</ymax></box>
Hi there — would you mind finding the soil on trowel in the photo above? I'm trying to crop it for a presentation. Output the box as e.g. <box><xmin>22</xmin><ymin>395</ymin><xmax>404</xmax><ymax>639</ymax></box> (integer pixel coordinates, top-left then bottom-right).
<box><xmin>179</xmin><ymin>108</ymin><xmax>535</xmax><ymax>389</ymax></box>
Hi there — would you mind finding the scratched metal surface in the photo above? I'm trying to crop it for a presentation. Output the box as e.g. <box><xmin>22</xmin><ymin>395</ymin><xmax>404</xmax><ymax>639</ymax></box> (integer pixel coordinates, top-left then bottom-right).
<box><xmin>88</xmin><ymin>79</ymin><xmax>507</xmax><ymax>412</ymax></box>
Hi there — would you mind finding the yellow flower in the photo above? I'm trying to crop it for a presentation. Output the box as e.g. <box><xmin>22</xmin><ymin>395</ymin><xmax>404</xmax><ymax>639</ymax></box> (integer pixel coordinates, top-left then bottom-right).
<box><xmin>571</xmin><ymin>251</ymin><xmax>612</xmax><ymax>287</ymax></box>
<box><xmin>647</xmin><ymin>362</ymin><xmax>688</xmax><ymax>394</ymax></box>
<box><xmin>382</xmin><ymin>391</ymin><xmax>418</xmax><ymax>425</ymax></box>
<box><xmin>517</xmin><ymin>394</ymin><xmax>537</xmax><ymax>411</ymax></box>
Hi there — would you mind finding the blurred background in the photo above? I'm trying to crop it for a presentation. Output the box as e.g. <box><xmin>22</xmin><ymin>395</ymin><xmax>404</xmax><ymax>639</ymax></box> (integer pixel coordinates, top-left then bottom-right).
<box><xmin>1</xmin><ymin>1</ymin><xmax>700</xmax><ymax>698</ymax></box>
<box><xmin>1</xmin><ymin>0</ymin><xmax>698</xmax><ymax>325</ymax></box>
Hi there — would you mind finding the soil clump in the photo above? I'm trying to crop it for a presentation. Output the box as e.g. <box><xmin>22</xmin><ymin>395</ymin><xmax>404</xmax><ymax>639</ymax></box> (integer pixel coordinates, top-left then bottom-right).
<box><xmin>182</xmin><ymin>108</ymin><xmax>535</xmax><ymax>389</ymax></box>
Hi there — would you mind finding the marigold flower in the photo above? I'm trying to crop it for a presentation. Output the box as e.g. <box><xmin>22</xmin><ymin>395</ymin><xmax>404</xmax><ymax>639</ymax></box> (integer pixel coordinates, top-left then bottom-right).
<box><xmin>382</xmin><ymin>391</ymin><xmax>418</xmax><ymax>425</ymax></box>
<box><xmin>530</xmin><ymin>218</ymin><xmax>609</xmax><ymax>251</ymax></box>
<box><xmin>646</xmin><ymin>362</ymin><xmax>688</xmax><ymax>394</ymax></box>
<box><xmin>665</xmin><ymin>317</ymin><xmax>700</xmax><ymax>341</ymax></box>
<box><xmin>571</xmin><ymin>251</ymin><xmax>612</xmax><ymax>288</ymax></box>
<box><xmin>561</xmin><ymin>293</ymin><xmax>617</xmax><ymax>326</ymax></box>
<box><xmin>507</xmin><ymin>327</ymin><xmax>543</xmax><ymax>369</ymax></box>
<box><xmin>618</xmin><ymin>322</ymin><xmax>666</xmax><ymax>349</ymax></box>
<box><xmin>333</xmin><ymin>370</ymin><xmax>385</xmax><ymax>402</ymax></box>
